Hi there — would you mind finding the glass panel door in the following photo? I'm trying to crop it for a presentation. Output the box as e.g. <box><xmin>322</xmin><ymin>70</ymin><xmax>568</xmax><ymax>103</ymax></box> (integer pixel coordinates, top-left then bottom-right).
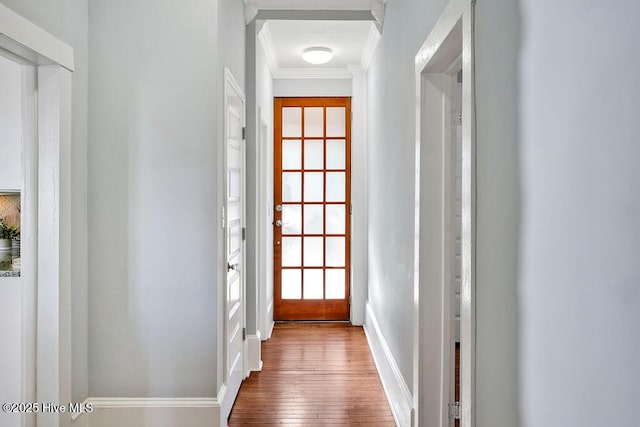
<box><xmin>274</xmin><ymin>97</ymin><xmax>351</xmax><ymax>320</ymax></box>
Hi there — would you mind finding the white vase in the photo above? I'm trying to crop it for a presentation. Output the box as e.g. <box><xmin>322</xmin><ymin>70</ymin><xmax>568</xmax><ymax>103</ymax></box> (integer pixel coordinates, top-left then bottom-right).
<box><xmin>0</xmin><ymin>239</ymin><xmax>11</xmax><ymax>250</ymax></box>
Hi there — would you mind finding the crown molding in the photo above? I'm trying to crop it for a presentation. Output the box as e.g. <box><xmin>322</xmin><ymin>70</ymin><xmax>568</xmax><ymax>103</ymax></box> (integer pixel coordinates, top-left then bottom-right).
<box><xmin>257</xmin><ymin>21</ymin><xmax>278</xmax><ymax>74</ymax></box>
<box><xmin>273</xmin><ymin>67</ymin><xmax>353</xmax><ymax>79</ymax></box>
<box><xmin>347</xmin><ymin>64</ymin><xmax>364</xmax><ymax>76</ymax></box>
<box><xmin>371</xmin><ymin>0</ymin><xmax>386</xmax><ymax>30</ymax></box>
<box><xmin>253</xmin><ymin>3</ymin><xmax>384</xmax><ymax>79</ymax></box>
<box><xmin>272</xmin><ymin>64</ymin><xmax>366</xmax><ymax>79</ymax></box>
<box><xmin>252</xmin><ymin>0</ymin><xmax>373</xmax><ymax>11</ymax></box>
<box><xmin>244</xmin><ymin>0</ymin><xmax>258</xmax><ymax>23</ymax></box>
<box><xmin>360</xmin><ymin>22</ymin><xmax>381</xmax><ymax>71</ymax></box>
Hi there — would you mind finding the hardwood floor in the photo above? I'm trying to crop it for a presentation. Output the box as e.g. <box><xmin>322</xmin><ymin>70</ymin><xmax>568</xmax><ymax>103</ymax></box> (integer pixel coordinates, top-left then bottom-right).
<box><xmin>228</xmin><ymin>322</ymin><xmax>395</xmax><ymax>426</ymax></box>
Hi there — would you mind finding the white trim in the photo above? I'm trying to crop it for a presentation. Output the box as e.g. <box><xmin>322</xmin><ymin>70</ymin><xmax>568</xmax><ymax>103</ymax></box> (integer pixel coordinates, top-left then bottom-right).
<box><xmin>20</xmin><ymin>64</ymin><xmax>37</xmax><ymax>427</ymax></box>
<box><xmin>244</xmin><ymin>0</ymin><xmax>259</xmax><ymax>24</ymax></box>
<box><xmin>0</xmin><ymin>3</ymin><xmax>73</xmax><ymax>71</ymax></box>
<box><xmin>247</xmin><ymin>334</ymin><xmax>263</xmax><ymax>372</ymax></box>
<box><xmin>257</xmin><ymin>22</ymin><xmax>278</xmax><ymax>75</ymax></box>
<box><xmin>273</xmin><ymin>67</ymin><xmax>353</xmax><ymax>79</ymax></box>
<box><xmin>459</xmin><ymin>8</ymin><xmax>476</xmax><ymax>425</ymax></box>
<box><xmin>260</xmin><ymin>20</ymin><xmax>379</xmax><ymax>78</ymax></box>
<box><xmin>265</xmin><ymin>318</ymin><xmax>275</xmax><ymax>340</ymax></box>
<box><xmin>360</xmin><ymin>23</ymin><xmax>382</xmax><ymax>71</ymax></box>
<box><xmin>84</xmin><ymin>398</ymin><xmax>221</xmax><ymax>408</ymax></box>
<box><xmin>217</xmin><ymin>384</ymin><xmax>229</xmax><ymax>427</ymax></box>
<box><xmin>1</xmin><ymin>10</ymin><xmax>73</xmax><ymax>427</ymax></box>
<box><xmin>71</xmin><ymin>397</ymin><xmax>223</xmax><ymax>427</ymax></box>
<box><xmin>221</xmin><ymin>68</ymin><xmax>247</xmax><ymax>425</ymax></box>
<box><xmin>414</xmin><ymin>1</ymin><xmax>476</xmax><ymax>426</ymax></box>
<box><xmin>364</xmin><ymin>303</ymin><xmax>412</xmax><ymax>427</ymax></box>
<box><xmin>371</xmin><ymin>0</ymin><xmax>386</xmax><ymax>29</ymax></box>
<box><xmin>36</xmin><ymin>64</ymin><xmax>74</xmax><ymax>427</ymax></box>
<box><xmin>256</xmin><ymin>108</ymin><xmax>274</xmax><ymax>342</ymax></box>
<box><xmin>347</xmin><ymin>64</ymin><xmax>364</xmax><ymax>76</ymax></box>
<box><xmin>265</xmin><ymin>301</ymin><xmax>274</xmax><ymax>340</ymax></box>
<box><xmin>350</xmin><ymin>72</ymin><xmax>367</xmax><ymax>326</ymax></box>
<box><xmin>70</xmin><ymin>398</ymin><xmax>89</xmax><ymax>422</ymax></box>
<box><xmin>252</xmin><ymin>0</ymin><xmax>374</xmax><ymax>11</ymax></box>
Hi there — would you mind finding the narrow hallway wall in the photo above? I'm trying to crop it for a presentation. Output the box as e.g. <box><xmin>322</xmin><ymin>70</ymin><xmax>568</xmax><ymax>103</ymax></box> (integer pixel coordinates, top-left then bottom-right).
<box><xmin>245</xmin><ymin>19</ymin><xmax>274</xmax><ymax>340</ymax></box>
<box><xmin>366</xmin><ymin>0</ymin><xmax>449</xmax><ymax>394</ymax></box>
<box><xmin>367</xmin><ymin>0</ymin><xmax>521</xmax><ymax>425</ymax></box>
<box><xmin>0</xmin><ymin>0</ymin><xmax>90</xmax><ymax>404</ymax></box>
<box><xmin>88</xmin><ymin>0</ymin><xmax>245</xmax><ymax>398</ymax></box>
<box><xmin>519</xmin><ymin>1</ymin><xmax>640</xmax><ymax>425</ymax></box>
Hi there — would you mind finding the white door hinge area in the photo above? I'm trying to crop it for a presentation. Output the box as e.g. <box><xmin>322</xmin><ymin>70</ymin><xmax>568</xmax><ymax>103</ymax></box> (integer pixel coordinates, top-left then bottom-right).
<box><xmin>448</xmin><ymin>401</ymin><xmax>461</xmax><ymax>420</ymax></box>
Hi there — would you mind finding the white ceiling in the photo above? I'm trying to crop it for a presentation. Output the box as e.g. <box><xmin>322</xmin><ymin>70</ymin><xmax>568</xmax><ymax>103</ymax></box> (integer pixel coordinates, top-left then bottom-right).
<box><xmin>261</xmin><ymin>20</ymin><xmax>380</xmax><ymax>77</ymax></box>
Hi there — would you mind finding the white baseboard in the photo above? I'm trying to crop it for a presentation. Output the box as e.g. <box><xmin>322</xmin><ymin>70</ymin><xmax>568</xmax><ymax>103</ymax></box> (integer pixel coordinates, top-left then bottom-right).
<box><xmin>265</xmin><ymin>299</ymin><xmax>275</xmax><ymax>340</ymax></box>
<box><xmin>71</xmin><ymin>407</ymin><xmax>88</xmax><ymax>426</ymax></box>
<box><xmin>247</xmin><ymin>333</ymin><xmax>263</xmax><ymax>372</ymax></box>
<box><xmin>265</xmin><ymin>319</ymin><xmax>275</xmax><ymax>340</ymax></box>
<box><xmin>364</xmin><ymin>303</ymin><xmax>413</xmax><ymax>427</ymax></box>
<box><xmin>70</xmin><ymin>396</ymin><xmax>222</xmax><ymax>427</ymax></box>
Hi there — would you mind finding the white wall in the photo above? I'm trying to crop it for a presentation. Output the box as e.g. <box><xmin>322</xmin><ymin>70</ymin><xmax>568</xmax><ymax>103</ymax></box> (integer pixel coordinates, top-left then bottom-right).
<box><xmin>367</xmin><ymin>0</ymin><xmax>520</xmax><ymax>424</ymax></box>
<box><xmin>0</xmin><ymin>55</ymin><xmax>21</xmax><ymax>427</ymax></box>
<box><xmin>0</xmin><ymin>55</ymin><xmax>22</xmax><ymax>191</ymax></box>
<box><xmin>474</xmin><ymin>1</ymin><xmax>521</xmax><ymax>425</ymax></box>
<box><xmin>519</xmin><ymin>2</ymin><xmax>640</xmax><ymax>426</ymax></box>
<box><xmin>273</xmin><ymin>78</ymin><xmax>352</xmax><ymax>97</ymax></box>
<box><xmin>0</xmin><ymin>278</ymin><xmax>21</xmax><ymax>427</ymax></box>
<box><xmin>257</xmin><ymin>40</ymin><xmax>275</xmax><ymax>339</ymax></box>
<box><xmin>88</xmin><ymin>0</ymin><xmax>244</xmax><ymax>398</ymax></box>
<box><xmin>0</xmin><ymin>0</ymin><xmax>89</xmax><ymax>404</ymax></box>
<box><xmin>245</xmin><ymin>20</ymin><xmax>273</xmax><ymax>339</ymax></box>
<box><xmin>350</xmin><ymin>72</ymin><xmax>367</xmax><ymax>326</ymax></box>
<box><xmin>366</xmin><ymin>0</ymin><xmax>449</xmax><ymax>395</ymax></box>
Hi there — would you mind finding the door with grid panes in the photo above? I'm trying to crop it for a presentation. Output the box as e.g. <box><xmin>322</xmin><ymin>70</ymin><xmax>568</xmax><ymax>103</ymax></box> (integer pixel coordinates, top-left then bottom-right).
<box><xmin>274</xmin><ymin>98</ymin><xmax>351</xmax><ymax>320</ymax></box>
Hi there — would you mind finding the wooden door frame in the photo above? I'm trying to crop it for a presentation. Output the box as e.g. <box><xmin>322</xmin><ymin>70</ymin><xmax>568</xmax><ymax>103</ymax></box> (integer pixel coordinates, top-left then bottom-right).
<box><xmin>0</xmin><ymin>5</ymin><xmax>74</xmax><ymax>427</ymax></box>
<box><xmin>273</xmin><ymin>96</ymin><xmax>352</xmax><ymax>321</ymax></box>
<box><xmin>413</xmin><ymin>1</ymin><xmax>476</xmax><ymax>426</ymax></box>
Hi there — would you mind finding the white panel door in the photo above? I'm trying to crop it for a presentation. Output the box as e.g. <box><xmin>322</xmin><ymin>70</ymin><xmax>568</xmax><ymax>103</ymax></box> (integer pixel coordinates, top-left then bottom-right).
<box><xmin>223</xmin><ymin>68</ymin><xmax>246</xmax><ymax>421</ymax></box>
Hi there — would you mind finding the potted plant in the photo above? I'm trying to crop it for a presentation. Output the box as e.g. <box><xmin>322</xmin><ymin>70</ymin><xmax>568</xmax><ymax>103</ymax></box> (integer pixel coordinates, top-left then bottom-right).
<box><xmin>0</xmin><ymin>218</ymin><xmax>11</xmax><ymax>250</ymax></box>
<box><xmin>8</xmin><ymin>225</ymin><xmax>20</xmax><ymax>252</ymax></box>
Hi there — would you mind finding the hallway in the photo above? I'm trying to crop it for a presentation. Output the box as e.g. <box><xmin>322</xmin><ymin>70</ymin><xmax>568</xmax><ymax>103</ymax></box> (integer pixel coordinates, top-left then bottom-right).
<box><xmin>1</xmin><ymin>1</ymin><xmax>638</xmax><ymax>427</ymax></box>
<box><xmin>229</xmin><ymin>323</ymin><xmax>395</xmax><ymax>425</ymax></box>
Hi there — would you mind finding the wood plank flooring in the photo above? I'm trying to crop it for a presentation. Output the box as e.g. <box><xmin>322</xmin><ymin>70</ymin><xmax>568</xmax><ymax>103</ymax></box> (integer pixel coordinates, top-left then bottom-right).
<box><xmin>228</xmin><ymin>322</ymin><xmax>395</xmax><ymax>426</ymax></box>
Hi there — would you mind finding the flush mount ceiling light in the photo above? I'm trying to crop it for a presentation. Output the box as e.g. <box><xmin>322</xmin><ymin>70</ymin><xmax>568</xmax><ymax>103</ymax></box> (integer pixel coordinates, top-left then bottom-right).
<box><xmin>302</xmin><ymin>47</ymin><xmax>333</xmax><ymax>64</ymax></box>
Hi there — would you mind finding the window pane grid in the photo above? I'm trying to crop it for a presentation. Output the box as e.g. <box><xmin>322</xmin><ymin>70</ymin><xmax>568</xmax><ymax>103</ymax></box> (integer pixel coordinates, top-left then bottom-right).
<box><xmin>278</xmin><ymin>102</ymin><xmax>349</xmax><ymax>302</ymax></box>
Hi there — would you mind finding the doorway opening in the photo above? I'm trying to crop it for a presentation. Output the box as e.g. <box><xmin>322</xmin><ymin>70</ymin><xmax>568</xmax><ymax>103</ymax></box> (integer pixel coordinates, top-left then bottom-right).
<box><xmin>414</xmin><ymin>2</ymin><xmax>476</xmax><ymax>426</ymax></box>
<box><xmin>0</xmin><ymin>5</ymin><xmax>74</xmax><ymax>426</ymax></box>
<box><xmin>273</xmin><ymin>97</ymin><xmax>352</xmax><ymax>321</ymax></box>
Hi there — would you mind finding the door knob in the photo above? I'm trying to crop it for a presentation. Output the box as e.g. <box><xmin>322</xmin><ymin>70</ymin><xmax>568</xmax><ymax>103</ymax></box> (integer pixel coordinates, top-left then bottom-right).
<box><xmin>275</xmin><ymin>219</ymin><xmax>283</xmax><ymax>227</ymax></box>
<box><xmin>227</xmin><ymin>262</ymin><xmax>239</xmax><ymax>272</ymax></box>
